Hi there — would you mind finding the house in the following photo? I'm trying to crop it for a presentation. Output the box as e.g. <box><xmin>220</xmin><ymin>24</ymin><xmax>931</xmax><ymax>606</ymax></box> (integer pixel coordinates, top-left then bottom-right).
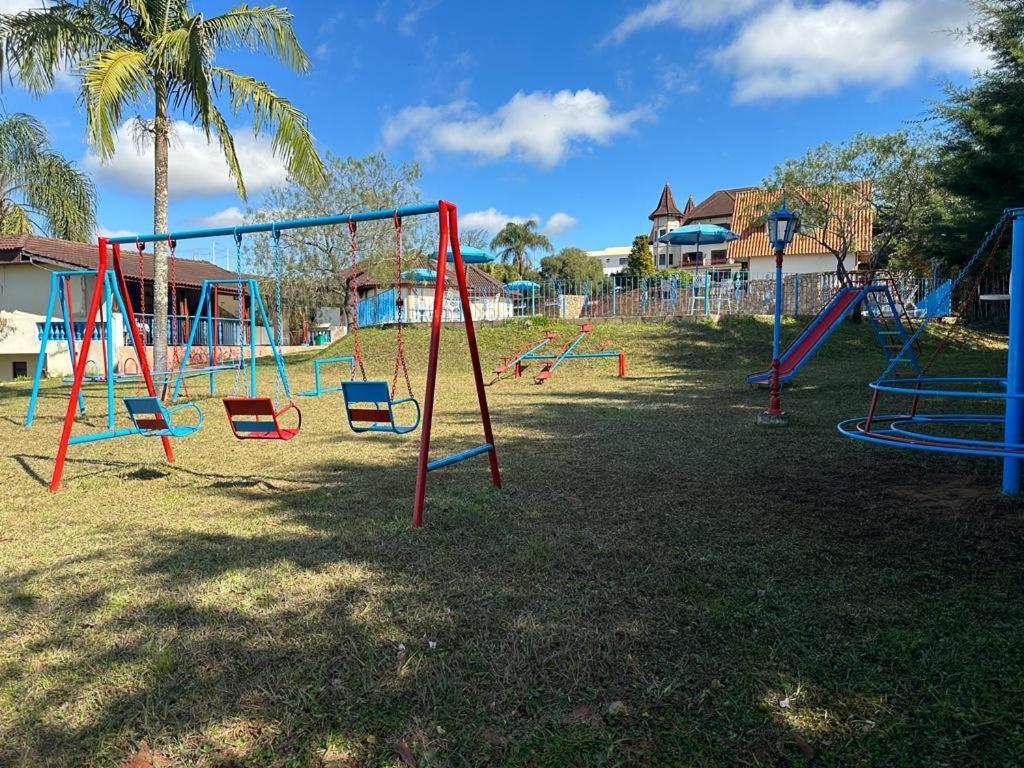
<box><xmin>588</xmin><ymin>245</ymin><xmax>632</xmax><ymax>276</ymax></box>
<box><xmin>643</xmin><ymin>182</ymin><xmax>873</xmax><ymax>278</ymax></box>
<box><xmin>0</xmin><ymin>234</ymin><xmax>245</xmax><ymax>382</ymax></box>
<box><xmin>355</xmin><ymin>259</ymin><xmax>513</xmax><ymax>324</ymax></box>
<box><xmin>728</xmin><ymin>184</ymin><xmax>873</xmax><ymax>277</ymax></box>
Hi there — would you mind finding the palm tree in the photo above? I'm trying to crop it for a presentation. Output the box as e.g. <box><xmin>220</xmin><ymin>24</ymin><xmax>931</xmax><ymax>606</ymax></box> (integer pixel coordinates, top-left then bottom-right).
<box><xmin>0</xmin><ymin>1</ymin><xmax>325</xmax><ymax>370</ymax></box>
<box><xmin>0</xmin><ymin>113</ymin><xmax>96</xmax><ymax>241</ymax></box>
<box><xmin>489</xmin><ymin>220</ymin><xmax>552</xmax><ymax>279</ymax></box>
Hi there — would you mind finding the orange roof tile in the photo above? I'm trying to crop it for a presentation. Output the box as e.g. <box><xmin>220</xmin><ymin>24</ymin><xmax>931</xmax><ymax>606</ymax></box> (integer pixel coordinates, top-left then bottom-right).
<box><xmin>727</xmin><ymin>183</ymin><xmax>874</xmax><ymax>260</ymax></box>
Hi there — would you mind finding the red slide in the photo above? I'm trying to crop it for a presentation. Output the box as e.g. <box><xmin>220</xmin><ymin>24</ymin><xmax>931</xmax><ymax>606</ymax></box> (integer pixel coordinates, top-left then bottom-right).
<box><xmin>747</xmin><ymin>286</ymin><xmax>864</xmax><ymax>385</ymax></box>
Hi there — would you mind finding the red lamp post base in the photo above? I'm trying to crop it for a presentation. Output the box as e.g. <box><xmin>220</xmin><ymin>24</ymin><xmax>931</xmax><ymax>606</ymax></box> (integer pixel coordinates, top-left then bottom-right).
<box><xmin>756</xmin><ymin>357</ymin><xmax>787</xmax><ymax>425</ymax></box>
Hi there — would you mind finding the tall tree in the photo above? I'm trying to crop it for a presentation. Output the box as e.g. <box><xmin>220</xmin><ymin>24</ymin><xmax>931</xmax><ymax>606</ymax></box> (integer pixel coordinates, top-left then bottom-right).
<box><xmin>931</xmin><ymin>0</ymin><xmax>1024</xmax><ymax>266</ymax></box>
<box><xmin>489</xmin><ymin>220</ymin><xmax>552</xmax><ymax>279</ymax></box>
<box><xmin>540</xmin><ymin>246</ymin><xmax>604</xmax><ymax>283</ymax></box>
<box><xmin>764</xmin><ymin>131</ymin><xmax>940</xmax><ymax>280</ymax></box>
<box><xmin>0</xmin><ymin>113</ymin><xmax>96</xmax><ymax>240</ymax></box>
<box><xmin>624</xmin><ymin>234</ymin><xmax>655</xmax><ymax>277</ymax></box>
<box><xmin>247</xmin><ymin>152</ymin><xmax>423</xmax><ymax>330</ymax></box>
<box><xmin>0</xmin><ymin>1</ymin><xmax>325</xmax><ymax>370</ymax></box>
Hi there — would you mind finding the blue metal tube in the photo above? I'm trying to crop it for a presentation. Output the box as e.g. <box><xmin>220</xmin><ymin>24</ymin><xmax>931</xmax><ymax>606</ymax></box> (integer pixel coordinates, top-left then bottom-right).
<box><xmin>1003</xmin><ymin>210</ymin><xmax>1024</xmax><ymax>493</ymax></box>
<box><xmin>105</xmin><ymin>202</ymin><xmax>441</xmax><ymax>245</ymax></box>
<box><xmin>68</xmin><ymin>427</ymin><xmax>138</xmax><ymax>445</ymax></box>
<box><xmin>57</xmin><ymin>274</ymin><xmax>87</xmax><ymax>417</ymax></box>
<box><xmin>170</xmin><ymin>281</ymin><xmax>210</xmax><ymax>401</ymax></box>
<box><xmin>773</xmin><ymin>257</ymin><xmax>783</xmax><ymax>364</ymax></box>
<box><xmin>25</xmin><ymin>272</ymin><xmax>60</xmax><ymax>427</ymax></box>
<box><xmin>426</xmin><ymin>443</ymin><xmax>494</xmax><ymax>472</ymax></box>
<box><xmin>521</xmin><ymin>351</ymin><xmax>621</xmax><ymax>361</ymax></box>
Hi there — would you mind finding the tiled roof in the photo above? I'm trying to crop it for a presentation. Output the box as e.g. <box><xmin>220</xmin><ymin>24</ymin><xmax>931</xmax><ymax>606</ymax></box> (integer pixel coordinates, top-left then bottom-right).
<box><xmin>727</xmin><ymin>183</ymin><xmax>874</xmax><ymax>260</ymax></box>
<box><xmin>648</xmin><ymin>183</ymin><xmax>685</xmax><ymax>220</ymax></box>
<box><xmin>0</xmin><ymin>234</ymin><xmax>241</xmax><ymax>289</ymax></box>
<box><xmin>683</xmin><ymin>187</ymin><xmax>755</xmax><ymax>223</ymax></box>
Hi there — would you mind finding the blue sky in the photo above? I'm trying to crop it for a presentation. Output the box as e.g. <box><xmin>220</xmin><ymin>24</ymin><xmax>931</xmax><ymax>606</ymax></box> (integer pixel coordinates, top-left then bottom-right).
<box><xmin>0</xmin><ymin>0</ymin><xmax>988</xmax><ymax>265</ymax></box>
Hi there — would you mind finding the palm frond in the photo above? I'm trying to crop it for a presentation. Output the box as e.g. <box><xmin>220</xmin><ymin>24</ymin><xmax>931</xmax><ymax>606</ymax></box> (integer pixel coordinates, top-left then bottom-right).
<box><xmin>0</xmin><ymin>3</ymin><xmax>117</xmax><ymax>93</ymax></box>
<box><xmin>25</xmin><ymin>152</ymin><xmax>97</xmax><ymax>241</ymax></box>
<box><xmin>0</xmin><ymin>201</ymin><xmax>32</xmax><ymax>235</ymax></box>
<box><xmin>204</xmin><ymin>100</ymin><xmax>247</xmax><ymax>199</ymax></box>
<box><xmin>204</xmin><ymin>4</ymin><xmax>311</xmax><ymax>72</ymax></box>
<box><xmin>81</xmin><ymin>48</ymin><xmax>151</xmax><ymax>158</ymax></box>
<box><xmin>214</xmin><ymin>65</ymin><xmax>324</xmax><ymax>189</ymax></box>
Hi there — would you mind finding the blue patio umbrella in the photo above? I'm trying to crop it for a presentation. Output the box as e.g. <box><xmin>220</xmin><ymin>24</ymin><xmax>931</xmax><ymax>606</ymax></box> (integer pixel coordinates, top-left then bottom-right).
<box><xmin>434</xmin><ymin>245</ymin><xmax>495</xmax><ymax>264</ymax></box>
<box><xmin>658</xmin><ymin>223</ymin><xmax>739</xmax><ymax>313</ymax></box>
<box><xmin>505</xmin><ymin>280</ymin><xmax>540</xmax><ymax>316</ymax></box>
<box><xmin>401</xmin><ymin>267</ymin><xmax>437</xmax><ymax>283</ymax></box>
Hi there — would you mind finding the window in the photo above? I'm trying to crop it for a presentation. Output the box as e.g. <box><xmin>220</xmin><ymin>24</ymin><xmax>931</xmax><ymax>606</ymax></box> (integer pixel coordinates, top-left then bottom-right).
<box><xmin>12</xmin><ymin>361</ymin><xmax>28</xmax><ymax>379</ymax></box>
<box><xmin>668</xmin><ymin>253</ymin><xmax>674</xmax><ymax>266</ymax></box>
<box><xmin>658</xmin><ymin>228</ymin><xmax>666</xmax><ymax>237</ymax></box>
<box><xmin>618</xmin><ymin>257</ymin><xmax>627</xmax><ymax>265</ymax></box>
<box><xmin>659</xmin><ymin>255</ymin><xmax>666</xmax><ymax>266</ymax></box>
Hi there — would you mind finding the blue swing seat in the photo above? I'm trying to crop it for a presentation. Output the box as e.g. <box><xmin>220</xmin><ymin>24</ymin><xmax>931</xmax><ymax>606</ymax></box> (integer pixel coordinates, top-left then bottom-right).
<box><xmin>341</xmin><ymin>380</ymin><xmax>421</xmax><ymax>435</ymax></box>
<box><xmin>124</xmin><ymin>396</ymin><xmax>204</xmax><ymax>438</ymax></box>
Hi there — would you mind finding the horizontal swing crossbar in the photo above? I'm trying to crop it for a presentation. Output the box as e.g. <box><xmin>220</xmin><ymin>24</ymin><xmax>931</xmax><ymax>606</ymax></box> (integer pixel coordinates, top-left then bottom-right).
<box><xmin>520</xmin><ymin>351</ymin><xmax>622</xmax><ymax>361</ymax></box>
<box><xmin>105</xmin><ymin>203</ymin><xmax>442</xmax><ymax>245</ymax></box>
<box><xmin>426</xmin><ymin>443</ymin><xmax>494</xmax><ymax>472</ymax></box>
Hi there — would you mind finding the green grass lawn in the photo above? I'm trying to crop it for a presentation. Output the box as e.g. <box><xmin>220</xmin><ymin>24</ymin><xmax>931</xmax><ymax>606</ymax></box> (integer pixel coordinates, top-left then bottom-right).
<box><xmin>1</xmin><ymin>317</ymin><xmax>1022</xmax><ymax>767</ymax></box>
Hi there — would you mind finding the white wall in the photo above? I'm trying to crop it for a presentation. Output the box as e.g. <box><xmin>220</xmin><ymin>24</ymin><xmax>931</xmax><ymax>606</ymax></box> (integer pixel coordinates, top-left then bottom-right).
<box><xmin>0</xmin><ymin>310</ymin><xmax>116</xmax><ymax>381</ymax></box>
<box><xmin>746</xmin><ymin>252</ymin><xmax>847</xmax><ymax>278</ymax></box>
<box><xmin>0</xmin><ymin>263</ymin><xmax>96</xmax><ymax>316</ymax></box>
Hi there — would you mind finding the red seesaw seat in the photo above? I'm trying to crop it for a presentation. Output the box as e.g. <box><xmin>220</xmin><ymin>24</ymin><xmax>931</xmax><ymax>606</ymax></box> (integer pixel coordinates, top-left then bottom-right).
<box><xmin>223</xmin><ymin>397</ymin><xmax>302</xmax><ymax>440</ymax></box>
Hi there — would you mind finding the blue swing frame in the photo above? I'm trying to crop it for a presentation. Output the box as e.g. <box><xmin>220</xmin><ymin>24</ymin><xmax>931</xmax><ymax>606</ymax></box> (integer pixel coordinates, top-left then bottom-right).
<box><xmin>341</xmin><ymin>380</ymin><xmax>421</xmax><ymax>435</ymax></box>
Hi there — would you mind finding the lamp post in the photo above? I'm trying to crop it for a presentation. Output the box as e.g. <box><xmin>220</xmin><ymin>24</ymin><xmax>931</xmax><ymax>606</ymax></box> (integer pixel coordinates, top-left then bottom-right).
<box><xmin>758</xmin><ymin>200</ymin><xmax>800</xmax><ymax>425</ymax></box>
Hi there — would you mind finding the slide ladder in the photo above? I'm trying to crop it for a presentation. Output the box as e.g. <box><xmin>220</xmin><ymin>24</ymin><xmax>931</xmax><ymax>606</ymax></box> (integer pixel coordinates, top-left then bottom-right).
<box><xmin>861</xmin><ymin>275</ymin><xmax>922</xmax><ymax>378</ymax></box>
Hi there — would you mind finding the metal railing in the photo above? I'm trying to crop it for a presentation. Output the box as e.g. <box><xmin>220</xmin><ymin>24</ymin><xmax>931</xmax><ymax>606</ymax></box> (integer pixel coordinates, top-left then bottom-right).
<box><xmin>127</xmin><ymin>313</ymin><xmax>247</xmax><ymax>347</ymax></box>
<box><xmin>359</xmin><ymin>271</ymin><xmax>950</xmax><ymax>324</ymax></box>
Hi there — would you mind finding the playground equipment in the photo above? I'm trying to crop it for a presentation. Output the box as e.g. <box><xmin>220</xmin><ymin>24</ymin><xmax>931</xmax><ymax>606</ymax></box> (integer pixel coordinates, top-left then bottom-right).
<box><xmin>124</xmin><ymin>396</ymin><xmax>204</xmax><ymax>438</ymax></box>
<box><xmin>47</xmin><ymin>201</ymin><xmax>500</xmax><ymax>526</ymax></box>
<box><xmin>838</xmin><ymin>208</ymin><xmax>1024</xmax><ymax>494</ymax></box>
<box><xmin>223</xmin><ymin>397</ymin><xmax>302</xmax><ymax>440</ymax></box>
<box><xmin>45</xmin><ymin>242</ymin><xmax>204</xmax><ymax>490</ymax></box>
<box><xmin>493</xmin><ymin>331</ymin><xmax>558</xmax><ymax>378</ymax></box>
<box><xmin>495</xmin><ymin>325</ymin><xmax>626</xmax><ymax>384</ymax></box>
<box><xmin>161</xmin><ymin>229</ymin><xmax>302</xmax><ymax>441</ymax></box>
<box><xmin>297</xmin><ymin>356</ymin><xmax>356</xmax><ymax>397</ymax></box>
<box><xmin>340</xmin><ymin>213</ymin><xmax>422</xmax><ymax>435</ymax></box>
<box><xmin>747</xmin><ymin>274</ymin><xmax>921</xmax><ymax>386</ymax></box>
<box><xmin>25</xmin><ymin>268</ymin><xmax>108</xmax><ymax>426</ymax></box>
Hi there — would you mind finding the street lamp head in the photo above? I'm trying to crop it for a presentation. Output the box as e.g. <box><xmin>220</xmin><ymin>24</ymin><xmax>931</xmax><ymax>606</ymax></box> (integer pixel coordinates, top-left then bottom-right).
<box><xmin>765</xmin><ymin>200</ymin><xmax>800</xmax><ymax>252</ymax></box>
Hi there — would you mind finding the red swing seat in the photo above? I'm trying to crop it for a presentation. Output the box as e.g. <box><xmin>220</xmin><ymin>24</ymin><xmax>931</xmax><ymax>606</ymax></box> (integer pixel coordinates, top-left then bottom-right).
<box><xmin>223</xmin><ymin>397</ymin><xmax>302</xmax><ymax>440</ymax></box>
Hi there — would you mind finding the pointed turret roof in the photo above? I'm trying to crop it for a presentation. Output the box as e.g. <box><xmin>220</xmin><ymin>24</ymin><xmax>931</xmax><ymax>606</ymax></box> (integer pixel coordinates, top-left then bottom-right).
<box><xmin>648</xmin><ymin>182</ymin><xmax>685</xmax><ymax>220</ymax></box>
<box><xmin>683</xmin><ymin>195</ymin><xmax>695</xmax><ymax>215</ymax></box>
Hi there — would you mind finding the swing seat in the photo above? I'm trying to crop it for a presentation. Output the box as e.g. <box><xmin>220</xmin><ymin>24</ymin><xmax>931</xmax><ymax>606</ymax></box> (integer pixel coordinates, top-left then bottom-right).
<box><xmin>124</xmin><ymin>396</ymin><xmax>204</xmax><ymax>438</ymax></box>
<box><xmin>341</xmin><ymin>380</ymin><xmax>421</xmax><ymax>435</ymax></box>
<box><xmin>223</xmin><ymin>397</ymin><xmax>302</xmax><ymax>440</ymax></box>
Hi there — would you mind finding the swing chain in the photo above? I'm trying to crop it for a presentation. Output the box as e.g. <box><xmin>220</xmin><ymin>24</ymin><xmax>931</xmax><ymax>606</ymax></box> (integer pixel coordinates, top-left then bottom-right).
<box><xmin>348</xmin><ymin>220</ymin><xmax>368</xmax><ymax>381</ymax></box>
<box><xmin>391</xmin><ymin>212</ymin><xmax>413</xmax><ymax>399</ymax></box>
<box><xmin>135</xmin><ymin>238</ymin><xmax>147</xmax><ymax>340</ymax></box>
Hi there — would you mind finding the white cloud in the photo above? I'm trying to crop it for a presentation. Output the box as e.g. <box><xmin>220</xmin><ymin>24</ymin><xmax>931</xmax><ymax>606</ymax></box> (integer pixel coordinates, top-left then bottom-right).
<box><xmin>384</xmin><ymin>90</ymin><xmax>642</xmax><ymax>167</ymax></box>
<box><xmin>85</xmin><ymin>119</ymin><xmax>289</xmax><ymax>199</ymax></box>
<box><xmin>0</xmin><ymin>1</ymin><xmax>48</xmax><ymax>13</ymax></box>
<box><xmin>398</xmin><ymin>0</ymin><xmax>438</xmax><ymax>36</ymax></box>
<box><xmin>460</xmin><ymin>208</ymin><xmax>532</xmax><ymax>233</ymax></box>
<box><xmin>604</xmin><ymin>0</ymin><xmax>760</xmax><ymax>44</ymax></box>
<box><xmin>315</xmin><ymin>42</ymin><xmax>330</xmax><ymax>60</ymax></box>
<box><xmin>191</xmin><ymin>206</ymin><xmax>247</xmax><ymax>229</ymax></box>
<box><xmin>460</xmin><ymin>208</ymin><xmax>577</xmax><ymax>238</ymax></box>
<box><xmin>96</xmin><ymin>226</ymin><xmax>136</xmax><ymax>240</ymax></box>
<box><xmin>718</xmin><ymin>0</ymin><xmax>987</xmax><ymax>102</ymax></box>
<box><xmin>542</xmin><ymin>212</ymin><xmax>577</xmax><ymax>236</ymax></box>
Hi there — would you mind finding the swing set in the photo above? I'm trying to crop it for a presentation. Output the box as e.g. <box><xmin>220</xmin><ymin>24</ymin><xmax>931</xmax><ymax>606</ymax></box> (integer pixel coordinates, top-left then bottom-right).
<box><xmin>46</xmin><ymin>201</ymin><xmax>501</xmax><ymax>527</ymax></box>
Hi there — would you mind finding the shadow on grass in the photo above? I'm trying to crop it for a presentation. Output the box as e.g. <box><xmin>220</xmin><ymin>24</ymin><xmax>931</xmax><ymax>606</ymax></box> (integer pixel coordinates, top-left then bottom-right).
<box><xmin>2</xmin><ymin>323</ymin><xmax>1024</xmax><ymax>767</ymax></box>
